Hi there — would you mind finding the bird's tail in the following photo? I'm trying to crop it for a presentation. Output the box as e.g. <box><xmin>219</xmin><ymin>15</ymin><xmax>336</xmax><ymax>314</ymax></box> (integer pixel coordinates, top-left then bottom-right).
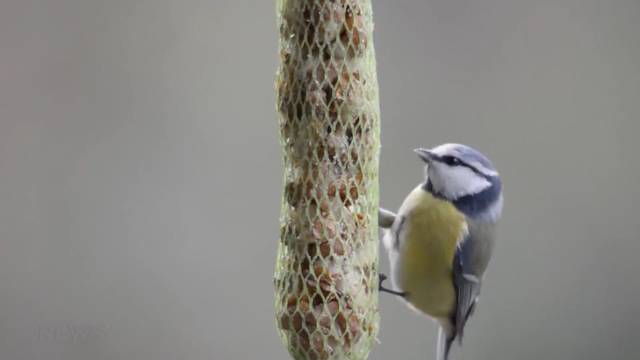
<box><xmin>436</xmin><ymin>326</ymin><xmax>455</xmax><ymax>360</ymax></box>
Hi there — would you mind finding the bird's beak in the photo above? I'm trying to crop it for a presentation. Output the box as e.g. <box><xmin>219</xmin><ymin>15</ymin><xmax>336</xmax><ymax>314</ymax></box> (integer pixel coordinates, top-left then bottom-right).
<box><xmin>414</xmin><ymin>148</ymin><xmax>436</xmax><ymax>163</ymax></box>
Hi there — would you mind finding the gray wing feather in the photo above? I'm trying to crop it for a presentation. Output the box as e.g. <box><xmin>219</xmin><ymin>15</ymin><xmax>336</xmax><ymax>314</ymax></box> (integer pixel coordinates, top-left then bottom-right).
<box><xmin>453</xmin><ymin>233</ymin><xmax>483</xmax><ymax>343</ymax></box>
<box><xmin>378</xmin><ymin>208</ymin><xmax>396</xmax><ymax>229</ymax></box>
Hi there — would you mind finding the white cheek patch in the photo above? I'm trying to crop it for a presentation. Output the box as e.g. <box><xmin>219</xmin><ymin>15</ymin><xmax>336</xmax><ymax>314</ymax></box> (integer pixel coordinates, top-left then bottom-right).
<box><xmin>428</xmin><ymin>163</ymin><xmax>491</xmax><ymax>199</ymax></box>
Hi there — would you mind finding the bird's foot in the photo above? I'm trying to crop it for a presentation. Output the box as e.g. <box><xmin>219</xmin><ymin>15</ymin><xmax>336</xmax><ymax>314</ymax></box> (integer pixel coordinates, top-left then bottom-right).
<box><xmin>378</xmin><ymin>274</ymin><xmax>407</xmax><ymax>298</ymax></box>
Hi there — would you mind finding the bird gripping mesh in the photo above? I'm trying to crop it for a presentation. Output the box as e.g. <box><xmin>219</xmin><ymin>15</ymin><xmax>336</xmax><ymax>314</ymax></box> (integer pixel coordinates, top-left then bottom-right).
<box><xmin>274</xmin><ymin>0</ymin><xmax>381</xmax><ymax>359</ymax></box>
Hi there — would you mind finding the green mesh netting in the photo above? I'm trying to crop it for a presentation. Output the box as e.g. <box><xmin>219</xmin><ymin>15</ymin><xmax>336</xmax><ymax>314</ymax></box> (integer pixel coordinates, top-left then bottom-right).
<box><xmin>274</xmin><ymin>0</ymin><xmax>381</xmax><ymax>359</ymax></box>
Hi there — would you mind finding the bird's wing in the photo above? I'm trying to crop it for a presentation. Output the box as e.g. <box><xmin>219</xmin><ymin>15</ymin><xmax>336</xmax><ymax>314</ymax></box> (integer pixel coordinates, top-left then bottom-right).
<box><xmin>452</xmin><ymin>231</ymin><xmax>482</xmax><ymax>343</ymax></box>
<box><xmin>378</xmin><ymin>208</ymin><xmax>397</xmax><ymax>229</ymax></box>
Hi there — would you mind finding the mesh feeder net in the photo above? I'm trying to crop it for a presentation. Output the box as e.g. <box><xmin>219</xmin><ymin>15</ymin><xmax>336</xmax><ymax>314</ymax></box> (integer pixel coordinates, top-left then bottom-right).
<box><xmin>274</xmin><ymin>0</ymin><xmax>381</xmax><ymax>359</ymax></box>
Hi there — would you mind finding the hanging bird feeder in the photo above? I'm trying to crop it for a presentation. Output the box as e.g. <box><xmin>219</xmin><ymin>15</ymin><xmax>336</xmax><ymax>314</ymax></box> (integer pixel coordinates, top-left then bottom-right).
<box><xmin>274</xmin><ymin>0</ymin><xmax>382</xmax><ymax>359</ymax></box>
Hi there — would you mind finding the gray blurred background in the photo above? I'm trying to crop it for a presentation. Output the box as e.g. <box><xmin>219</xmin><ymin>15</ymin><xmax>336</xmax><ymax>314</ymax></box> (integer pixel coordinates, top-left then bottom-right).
<box><xmin>1</xmin><ymin>0</ymin><xmax>639</xmax><ymax>359</ymax></box>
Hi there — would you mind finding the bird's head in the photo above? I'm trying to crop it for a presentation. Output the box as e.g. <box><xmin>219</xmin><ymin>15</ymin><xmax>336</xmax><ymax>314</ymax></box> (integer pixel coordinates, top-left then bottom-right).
<box><xmin>415</xmin><ymin>143</ymin><xmax>503</xmax><ymax>219</ymax></box>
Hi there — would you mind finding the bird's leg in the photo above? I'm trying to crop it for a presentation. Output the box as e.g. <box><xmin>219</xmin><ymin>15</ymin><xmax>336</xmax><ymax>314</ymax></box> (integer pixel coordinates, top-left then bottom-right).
<box><xmin>378</xmin><ymin>274</ymin><xmax>407</xmax><ymax>298</ymax></box>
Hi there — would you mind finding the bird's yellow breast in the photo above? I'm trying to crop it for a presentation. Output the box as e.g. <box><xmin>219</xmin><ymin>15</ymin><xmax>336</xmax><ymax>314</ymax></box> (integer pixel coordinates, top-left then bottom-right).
<box><xmin>396</xmin><ymin>187</ymin><xmax>467</xmax><ymax>318</ymax></box>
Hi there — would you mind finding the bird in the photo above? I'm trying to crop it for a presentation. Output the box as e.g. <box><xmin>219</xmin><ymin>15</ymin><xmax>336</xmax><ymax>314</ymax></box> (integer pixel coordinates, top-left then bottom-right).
<box><xmin>378</xmin><ymin>143</ymin><xmax>503</xmax><ymax>360</ymax></box>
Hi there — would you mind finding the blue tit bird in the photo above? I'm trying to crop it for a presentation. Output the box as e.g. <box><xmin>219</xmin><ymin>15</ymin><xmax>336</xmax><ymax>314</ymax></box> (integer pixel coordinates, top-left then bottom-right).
<box><xmin>378</xmin><ymin>143</ymin><xmax>503</xmax><ymax>360</ymax></box>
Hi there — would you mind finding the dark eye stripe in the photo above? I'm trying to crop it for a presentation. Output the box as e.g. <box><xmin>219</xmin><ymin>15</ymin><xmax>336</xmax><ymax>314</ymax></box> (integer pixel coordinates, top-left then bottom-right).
<box><xmin>440</xmin><ymin>155</ymin><xmax>485</xmax><ymax>176</ymax></box>
<box><xmin>441</xmin><ymin>155</ymin><xmax>460</xmax><ymax>166</ymax></box>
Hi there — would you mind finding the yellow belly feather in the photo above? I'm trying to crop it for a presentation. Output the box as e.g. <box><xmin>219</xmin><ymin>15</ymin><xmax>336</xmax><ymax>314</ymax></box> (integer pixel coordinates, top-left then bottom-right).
<box><xmin>396</xmin><ymin>187</ymin><xmax>467</xmax><ymax>318</ymax></box>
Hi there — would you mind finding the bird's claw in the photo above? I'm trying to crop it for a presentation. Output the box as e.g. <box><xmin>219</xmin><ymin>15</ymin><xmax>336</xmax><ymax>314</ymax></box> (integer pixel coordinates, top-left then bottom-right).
<box><xmin>378</xmin><ymin>273</ymin><xmax>407</xmax><ymax>298</ymax></box>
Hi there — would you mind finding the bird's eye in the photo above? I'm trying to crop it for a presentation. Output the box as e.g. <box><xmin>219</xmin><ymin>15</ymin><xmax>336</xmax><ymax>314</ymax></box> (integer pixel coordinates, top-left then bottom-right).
<box><xmin>442</xmin><ymin>156</ymin><xmax>461</xmax><ymax>166</ymax></box>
